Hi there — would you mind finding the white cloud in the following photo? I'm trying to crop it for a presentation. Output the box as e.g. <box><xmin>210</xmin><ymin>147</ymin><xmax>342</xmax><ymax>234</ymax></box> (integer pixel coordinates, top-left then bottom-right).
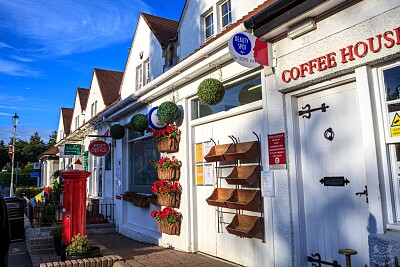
<box><xmin>0</xmin><ymin>41</ymin><xmax>12</xmax><ymax>49</ymax></box>
<box><xmin>0</xmin><ymin>0</ymin><xmax>151</xmax><ymax>57</ymax></box>
<box><xmin>0</xmin><ymin>59</ymin><xmax>41</xmax><ymax>77</ymax></box>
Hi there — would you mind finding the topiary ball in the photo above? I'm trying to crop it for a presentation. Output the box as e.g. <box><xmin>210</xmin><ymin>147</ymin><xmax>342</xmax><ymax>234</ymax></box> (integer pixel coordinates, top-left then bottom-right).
<box><xmin>110</xmin><ymin>124</ymin><xmax>125</xmax><ymax>139</ymax></box>
<box><xmin>130</xmin><ymin>114</ymin><xmax>148</xmax><ymax>132</ymax></box>
<box><xmin>197</xmin><ymin>78</ymin><xmax>225</xmax><ymax>106</ymax></box>
<box><xmin>157</xmin><ymin>101</ymin><xmax>180</xmax><ymax>124</ymax></box>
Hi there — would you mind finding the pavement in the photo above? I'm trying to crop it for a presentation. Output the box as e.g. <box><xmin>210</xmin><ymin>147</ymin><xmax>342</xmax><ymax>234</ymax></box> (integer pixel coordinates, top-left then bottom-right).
<box><xmin>1</xmin><ymin>187</ymin><xmax>240</xmax><ymax>267</ymax></box>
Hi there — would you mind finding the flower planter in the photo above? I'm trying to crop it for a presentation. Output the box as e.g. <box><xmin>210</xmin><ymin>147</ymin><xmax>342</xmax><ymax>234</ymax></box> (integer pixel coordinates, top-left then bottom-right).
<box><xmin>149</xmin><ymin>194</ymin><xmax>159</xmax><ymax>206</ymax></box>
<box><xmin>66</xmin><ymin>246</ymin><xmax>101</xmax><ymax>260</ymax></box>
<box><xmin>157</xmin><ymin>135</ymin><xmax>181</xmax><ymax>153</ymax></box>
<box><xmin>157</xmin><ymin>167</ymin><xmax>181</xmax><ymax>181</ymax></box>
<box><xmin>204</xmin><ymin>144</ymin><xmax>232</xmax><ymax>162</ymax></box>
<box><xmin>206</xmin><ymin>188</ymin><xmax>235</xmax><ymax>208</ymax></box>
<box><xmin>157</xmin><ymin>221</ymin><xmax>181</xmax><ymax>236</ymax></box>
<box><xmin>226</xmin><ymin>214</ymin><xmax>262</xmax><ymax>238</ymax></box>
<box><xmin>225</xmin><ymin>189</ymin><xmax>261</xmax><ymax>211</ymax></box>
<box><xmin>225</xmin><ymin>165</ymin><xmax>260</xmax><ymax>185</ymax></box>
<box><xmin>132</xmin><ymin>195</ymin><xmax>150</xmax><ymax>208</ymax></box>
<box><xmin>223</xmin><ymin>141</ymin><xmax>259</xmax><ymax>161</ymax></box>
<box><xmin>157</xmin><ymin>193</ymin><xmax>181</xmax><ymax>208</ymax></box>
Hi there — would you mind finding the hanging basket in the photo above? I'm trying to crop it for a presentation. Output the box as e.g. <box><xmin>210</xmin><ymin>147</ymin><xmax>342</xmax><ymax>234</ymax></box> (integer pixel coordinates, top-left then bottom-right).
<box><xmin>157</xmin><ymin>167</ymin><xmax>181</xmax><ymax>181</ymax></box>
<box><xmin>132</xmin><ymin>195</ymin><xmax>150</xmax><ymax>208</ymax></box>
<box><xmin>157</xmin><ymin>221</ymin><xmax>181</xmax><ymax>236</ymax></box>
<box><xmin>157</xmin><ymin>194</ymin><xmax>181</xmax><ymax>208</ymax></box>
<box><xmin>157</xmin><ymin>135</ymin><xmax>181</xmax><ymax>153</ymax></box>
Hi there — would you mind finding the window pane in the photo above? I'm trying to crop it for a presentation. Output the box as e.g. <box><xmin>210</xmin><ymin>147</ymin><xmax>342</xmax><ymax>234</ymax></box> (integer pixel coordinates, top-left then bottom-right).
<box><xmin>192</xmin><ymin>75</ymin><xmax>262</xmax><ymax>119</ymax></box>
<box><xmin>205</xmin><ymin>13</ymin><xmax>214</xmax><ymax>39</ymax></box>
<box><xmin>221</xmin><ymin>1</ymin><xmax>232</xmax><ymax>27</ymax></box>
<box><xmin>384</xmin><ymin>65</ymin><xmax>400</xmax><ymax>101</ymax></box>
<box><xmin>130</xmin><ymin>138</ymin><xmax>159</xmax><ymax>192</ymax></box>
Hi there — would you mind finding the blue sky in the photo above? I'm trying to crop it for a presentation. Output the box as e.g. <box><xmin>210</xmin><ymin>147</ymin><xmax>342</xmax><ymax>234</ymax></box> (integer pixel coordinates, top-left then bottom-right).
<box><xmin>0</xmin><ymin>0</ymin><xmax>185</xmax><ymax>143</ymax></box>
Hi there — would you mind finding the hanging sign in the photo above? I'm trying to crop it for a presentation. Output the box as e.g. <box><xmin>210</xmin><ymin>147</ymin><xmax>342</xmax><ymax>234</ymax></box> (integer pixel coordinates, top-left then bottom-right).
<box><xmin>268</xmin><ymin>133</ymin><xmax>287</xmax><ymax>170</ymax></box>
<box><xmin>228</xmin><ymin>32</ymin><xmax>271</xmax><ymax>68</ymax></box>
<box><xmin>64</xmin><ymin>144</ymin><xmax>82</xmax><ymax>155</ymax></box>
<box><xmin>89</xmin><ymin>140</ymin><xmax>110</xmax><ymax>157</ymax></box>
<box><xmin>148</xmin><ymin>106</ymin><xmax>167</xmax><ymax>130</ymax></box>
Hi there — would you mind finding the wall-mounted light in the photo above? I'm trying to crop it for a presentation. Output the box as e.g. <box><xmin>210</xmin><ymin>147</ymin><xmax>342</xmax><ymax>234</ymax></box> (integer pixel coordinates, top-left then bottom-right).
<box><xmin>139</xmin><ymin>51</ymin><xmax>143</xmax><ymax>59</ymax></box>
<box><xmin>287</xmin><ymin>19</ymin><xmax>316</xmax><ymax>40</ymax></box>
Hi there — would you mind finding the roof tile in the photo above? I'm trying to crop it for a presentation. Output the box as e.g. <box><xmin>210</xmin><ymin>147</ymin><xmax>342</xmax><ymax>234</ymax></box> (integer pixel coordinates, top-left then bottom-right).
<box><xmin>77</xmin><ymin>88</ymin><xmax>90</xmax><ymax>111</ymax></box>
<box><xmin>141</xmin><ymin>13</ymin><xmax>179</xmax><ymax>46</ymax></box>
<box><xmin>94</xmin><ymin>68</ymin><xmax>123</xmax><ymax>106</ymax></box>
<box><xmin>61</xmin><ymin>108</ymin><xmax>73</xmax><ymax>135</ymax></box>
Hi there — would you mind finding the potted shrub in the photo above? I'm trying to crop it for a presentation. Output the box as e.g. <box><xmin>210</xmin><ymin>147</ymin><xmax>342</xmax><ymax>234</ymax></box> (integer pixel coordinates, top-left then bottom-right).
<box><xmin>151</xmin><ymin>124</ymin><xmax>181</xmax><ymax>153</ymax></box>
<box><xmin>151</xmin><ymin>206</ymin><xmax>182</xmax><ymax>236</ymax></box>
<box><xmin>151</xmin><ymin>180</ymin><xmax>182</xmax><ymax>208</ymax></box>
<box><xmin>110</xmin><ymin>124</ymin><xmax>125</xmax><ymax>139</ymax></box>
<box><xmin>157</xmin><ymin>101</ymin><xmax>180</xmax><ymax>124</ymax></box>
<box><xmin>152</xmin><ymin>156</ymin><xmax>181</xmax><ymax>180</ymax></box>
<box><xmin>197</xmin><ymin>78</ymin><xmax>225</xmax><ymax>106</ymax></box>
<box><xmin>50</xmin><ymin>225</ymin><xmax>62</xmax><ymax>256</ymax></box>
<box><xmin>130</xmin><ymin>114</ymin><xmax>148</xmax><ymax>132</ymax></box>
<box><xmin>66</xmin><ymin>233</ymin><xmax>101</xmax><ymax>260</ymax></box>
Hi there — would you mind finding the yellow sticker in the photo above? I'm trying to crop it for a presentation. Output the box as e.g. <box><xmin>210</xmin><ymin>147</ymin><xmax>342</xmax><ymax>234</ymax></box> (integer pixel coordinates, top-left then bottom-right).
<box><xmin>391</xmin><ymin>127</ymin><xmax>400</xmax><ymax>137</ymax></box>
<box><xmin>391</xmin><ymin>113</ymin><xmax>400</xmax><ymax>127</ymax></box>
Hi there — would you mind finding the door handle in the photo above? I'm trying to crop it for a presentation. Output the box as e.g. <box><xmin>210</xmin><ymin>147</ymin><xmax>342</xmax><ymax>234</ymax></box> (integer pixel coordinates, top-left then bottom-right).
<box><xmin>355</xmin><ymin>185</ymin><xmax>368</xmax><ymax>203</ymax></box>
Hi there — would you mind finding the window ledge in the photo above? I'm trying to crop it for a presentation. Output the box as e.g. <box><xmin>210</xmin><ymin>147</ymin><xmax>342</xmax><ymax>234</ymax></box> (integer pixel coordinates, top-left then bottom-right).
<box><xmin>387</xmin><ymin>223</ymin><xmax>400</xmax><ymax>232</ymax></box>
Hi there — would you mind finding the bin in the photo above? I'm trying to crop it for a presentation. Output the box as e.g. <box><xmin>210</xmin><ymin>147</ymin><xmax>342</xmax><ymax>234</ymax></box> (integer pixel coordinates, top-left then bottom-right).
<box><xmin>4</xmin><ymin>196</ymin><xmax>25</xmax><ymax>242</ymax></box>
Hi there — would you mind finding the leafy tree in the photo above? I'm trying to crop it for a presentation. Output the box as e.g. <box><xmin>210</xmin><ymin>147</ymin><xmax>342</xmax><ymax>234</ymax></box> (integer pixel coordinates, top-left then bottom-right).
<box><xmin>21</xmin><ymin>132</ymin><xmax>45</xmax><ymax>163</ymax></box>
<box><xmin>47</xmin><ymin>130</ymin><xmax>57</xmax><ymax>149</ymax></box>
<box><xmin>0</xmin><ymin>140</ymin><xmax>9</xmax><ymax>170</ymax></box>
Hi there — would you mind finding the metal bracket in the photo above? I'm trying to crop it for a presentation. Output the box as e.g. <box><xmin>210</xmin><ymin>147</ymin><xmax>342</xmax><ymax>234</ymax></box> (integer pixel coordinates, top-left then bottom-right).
<box><xmin>308</xmin><ymin>253</ymin><xmax>341</xmax><ymax>267</ymax></box>
<box><xmin>299</xmin><ymin>103</ymin><xmax>329</xmax><ymax>119</ymax></box>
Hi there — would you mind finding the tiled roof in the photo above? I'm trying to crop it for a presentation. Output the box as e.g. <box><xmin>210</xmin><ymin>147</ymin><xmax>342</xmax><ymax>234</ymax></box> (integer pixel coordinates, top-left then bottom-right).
<box><xmin>182</xmin><ymin>0</ymin><xmax>276</xmax><ymax>61</ymax></box>
<box><xmin>77</xmin><ymin>88</ymin><xmax>90</xmax><ymax>111</ymax></box>
<box><xmin>141</xmin><ymin>13</ymin><xmax>179</xmax><ymax>46</ymax></box>
<box><xmin>61</xmin><ymin>108</ymin><xmax>73</xmax><ymax>135</ymax></box>
<box><xmin>94</xmin><ymin>68</ymin><xmax>123</xmax><ymax>106</ymax></box>
<box><xmin>42</xmin><ymin>146</ymin><xmax>59</xmax><ymax>156</ymax></box>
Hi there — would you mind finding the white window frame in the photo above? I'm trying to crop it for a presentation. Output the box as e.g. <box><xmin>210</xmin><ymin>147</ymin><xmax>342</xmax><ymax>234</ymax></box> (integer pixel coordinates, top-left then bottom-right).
<box><xmin>91</xmin><ymin>101</ymin><xmax>97</xmax><ymax>118</ymax></box>
<box><xmin>204</xmin><ymin>11</ymin><xmax>214</xmax><ymax>41</ymax></box>
<box><xmin>75</xmin><ymin>116</ymin><xmax>79</xmax><ymax>130</ymax></box>
<box><xmin>220</xmin><ymin>0</ymin><xmax>232</xmax><ymax>28</ymax></box>
<box><xmin>136</xmin><ymin>64</ymin><xmax>143</xmax><ymax>90</ymax></box>
<box><xmin>144</xmin><ymin>58</ymin><xmax>150</xmax><ymax>85</ymax></box>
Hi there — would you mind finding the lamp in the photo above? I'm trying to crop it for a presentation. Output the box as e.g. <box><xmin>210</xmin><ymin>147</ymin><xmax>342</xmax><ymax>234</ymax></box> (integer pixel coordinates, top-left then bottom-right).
<box><xmin>287</xmin><ymin>19</ymin><xmax>316</xmax><ymax>40</ymax></box>
<box><xmin>9</xmin><ymin>113</ymin><xmax>19</xmax><ymax>196</ymax></box>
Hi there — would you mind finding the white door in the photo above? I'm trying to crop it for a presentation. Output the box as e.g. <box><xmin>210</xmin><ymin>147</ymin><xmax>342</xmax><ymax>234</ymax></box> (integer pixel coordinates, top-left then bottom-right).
<box><xmin>297</xmin><ymin>82</ymin><xmax>369</xmax><ymax>266</ymax></box>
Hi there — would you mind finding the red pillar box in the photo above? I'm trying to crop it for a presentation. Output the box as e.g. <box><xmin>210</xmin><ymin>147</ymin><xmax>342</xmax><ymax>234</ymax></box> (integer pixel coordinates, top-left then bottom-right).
<box><xmin>60</xmin><ymin>170</ymin><xmax>91</xmax><ymax>244</ymax></box>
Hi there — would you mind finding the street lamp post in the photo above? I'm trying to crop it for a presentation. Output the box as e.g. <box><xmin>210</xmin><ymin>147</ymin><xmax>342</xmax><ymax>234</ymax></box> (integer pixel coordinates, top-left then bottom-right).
<box><xmin>9</xmin><ymin>113</ymin><xmax>19</xmax><ymax>196</ymax></box>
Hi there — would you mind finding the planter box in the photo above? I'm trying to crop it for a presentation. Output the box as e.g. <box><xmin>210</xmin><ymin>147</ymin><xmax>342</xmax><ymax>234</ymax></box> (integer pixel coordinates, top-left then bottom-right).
<box><xmin>132</xmin><ymin>195</ymin><xmax>150</xmax><ymax>208</ymax></box>
<box><xmin>157</xmin><ymin>194</ymin><xmax>181</xmax><ymax>208</ymax></box>
<box><xmin>206</xmin><ymin>188</ymin><xmax>235</xmax><ymax>208</ymax></box>
<box><xmin>225</xmin><ymin>165</ymin><xmax>260</xmax><ymax>185</ymax></box>
<box><xmin>157</xmin><ymin>221</ymin><xmax>181</xmax><ymax>236</ymax></box>
<box><xmin>226</xmin><ymin>214</ymin><xmax>262</xmax><ymax>238</ymax></box>
<box><xmin>157</xmin><ymin>136</ymin><xmax>181</xmax><ymax>153</ymax></box>
<box><xmin>225</xmin><ymin>189</ymin><xmax>261</xmax><ymax>211</ymax></box>
<box><xmin>204</xmin><ymin>144</ymin><xmax>232</xmax><ymax>162</ymax></box>
<box><xmin>157</xmin><ymin>167</ymin><xmax>181</xmax><ymax>181</ymax></box>
<box><xmin>223</xmin><ymin>141</ymin><xmax>259</xmax><ymax>161</ymax></box>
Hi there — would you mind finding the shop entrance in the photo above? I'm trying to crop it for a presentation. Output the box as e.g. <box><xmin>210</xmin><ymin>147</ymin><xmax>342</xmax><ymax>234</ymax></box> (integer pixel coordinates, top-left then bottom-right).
<box><xmin>296</xmin><ymin>82</ymin><xmax>369</xmax><ymax>266</ymax></box>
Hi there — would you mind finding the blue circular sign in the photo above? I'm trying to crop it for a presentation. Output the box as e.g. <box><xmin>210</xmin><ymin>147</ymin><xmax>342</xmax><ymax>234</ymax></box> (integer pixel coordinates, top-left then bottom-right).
<box><xmin>232</xmin><ymin>33</ymin><xmax>251</xmax><ymax>55</ymax></box>
<box><xmin>148</xmin><ymin>106</ymin><xmax>167</xmax><ymax>130</ymax></box>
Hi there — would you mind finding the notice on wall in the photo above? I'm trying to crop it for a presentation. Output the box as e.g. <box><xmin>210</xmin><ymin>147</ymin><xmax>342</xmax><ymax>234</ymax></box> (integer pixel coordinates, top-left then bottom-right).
<box><xmin>203</xmin><ymin>141</ymin><xmax>212</xmax><ymax>159</ymax></box>
<box><xmin>268</xmin><ymin>133</ymin><xmax>287</xmax><ymax>170</ymax></box>
<box><xmin>261</xmin><ymin>171</ymin><xmax>274</xmax><ymax>197</ymax></box>
<box><xmin>115</xmin><ymin>159</ymin><xmax>122</xmax><ymax>195</ymax></box>
<box><xmin>196</xmin><ymin>165</ymin><xmax>204</xmax><ymax>185</ymax></box>
<box><xmin>204</xmin><ymin>164</ymin><xmax>214</xmax><ymax>185</ymax></box>
<box><xmin>195</xmin><ymin>143</ymin><xmax>203</xmax><ymax>163</ymax></box>
<box><xmin>389</xmin><ymin>111</ymin><xmax>400</xmax><ymax>137</ymax></box>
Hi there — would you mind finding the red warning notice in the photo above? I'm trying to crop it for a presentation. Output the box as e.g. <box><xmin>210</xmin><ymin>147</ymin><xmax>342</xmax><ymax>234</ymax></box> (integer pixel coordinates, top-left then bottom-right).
<box><xmin>268</xmin><ymin>133</ymin><xmax>287</xmax><ymax>170</ymax></box>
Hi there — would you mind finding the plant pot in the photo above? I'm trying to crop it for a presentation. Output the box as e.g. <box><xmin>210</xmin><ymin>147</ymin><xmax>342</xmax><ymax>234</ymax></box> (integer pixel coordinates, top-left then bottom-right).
<box><xmin>66</xmin><ymin>246</ymin><xmax>101</xmax><ymax>260</ymax></box>
<box><xmin>157</xmin><ymin>136</ymin><xmax>181</xmax><ymax>153</ymax></box>
<box><xmin>157</xmin><ymin>194</ymin><xmax>181</xmax><ymax>208</ymax></box>
<box><xmin>157</xmin><ymin>167</ymin><xmax>181</xmax><ymax>180</ymax></box>
<box><xmin>53</xmin><ymin>236</ymin><xmax>62</xmax><ymax>256</ymax></box>
<box><xmin>157</xmin><ymin>221</ymin><xmax>181</xmax><ymax>236</ymax></box>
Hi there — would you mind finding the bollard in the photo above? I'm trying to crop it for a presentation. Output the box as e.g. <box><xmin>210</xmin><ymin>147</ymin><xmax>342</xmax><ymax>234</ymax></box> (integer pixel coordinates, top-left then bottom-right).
<box><xmin>338</xmin><ymin>248</ymin><xmax>358</xmax><ymax>267</ymax></box>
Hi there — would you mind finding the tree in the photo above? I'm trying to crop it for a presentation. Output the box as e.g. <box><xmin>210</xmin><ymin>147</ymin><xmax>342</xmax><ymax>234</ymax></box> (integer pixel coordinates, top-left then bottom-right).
<box><xmin>47</xmin><ymin>130</ymin><xmax>57</xmax><ymax>149</ymax></box>
<box><xmin>21</xmin><ymin>132</ymin><xmax>45</xmax><ymax>163</ymax></box>
<box><xmin>0</xmin><ymin>140</ymin><xmax>9</xmax><ymax>170</ymax></box>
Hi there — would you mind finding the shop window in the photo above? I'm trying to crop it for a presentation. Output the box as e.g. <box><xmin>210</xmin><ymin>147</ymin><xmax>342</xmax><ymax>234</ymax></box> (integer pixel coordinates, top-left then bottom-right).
<box><xmin>382</xmin><ymin>64</ymin><xmax>400</xmax><ymax>222</ymax></box>
<box><xmin>191</xmin><ymin>75</ymin><xmax>262</xmax><ymax>120</ymax></box>
<box><xmin>220</xmin><ymin>0</ymin><xmax>232</xmax><ymax>28</ymax></box>
<box><xmin>129</xmin><ymin>136</ymin><xmax>159</xmax><ymax>193</ymax></box>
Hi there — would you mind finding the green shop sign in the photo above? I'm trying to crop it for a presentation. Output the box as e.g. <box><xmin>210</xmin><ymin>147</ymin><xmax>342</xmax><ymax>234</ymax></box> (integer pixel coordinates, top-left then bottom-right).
<box><xmin>64</xmin><ymin>144</ymin><xmax>82</xmax><ymax>155</ymax></box>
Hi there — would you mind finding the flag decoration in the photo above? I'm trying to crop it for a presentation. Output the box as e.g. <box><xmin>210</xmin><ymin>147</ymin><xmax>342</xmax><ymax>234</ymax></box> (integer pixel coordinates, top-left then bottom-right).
<box><xmin>35</xmin><ymin>193</ymin><xmax>42</xmax><ymax>202</ymax></box>
<box><xmin>44</xmin><ymin>187</ymin><xmax>50</xmax><ymax>195</ymax></box>
<box><xmin>30</xmin><ymin>198</ymin><xmax>36</xmax><ymax>207</ymax></box>
<box><xmin>28</xmin><ymin>176</ymin><xmax>63</xmax><ymax>204</ymax></box>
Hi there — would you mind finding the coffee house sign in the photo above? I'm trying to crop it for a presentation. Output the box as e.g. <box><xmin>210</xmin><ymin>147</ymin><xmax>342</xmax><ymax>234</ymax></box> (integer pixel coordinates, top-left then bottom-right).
<box><xmin>282</xmin><ymin>26</ymin><xmax>400</xmax><ymax>83</ymax></box>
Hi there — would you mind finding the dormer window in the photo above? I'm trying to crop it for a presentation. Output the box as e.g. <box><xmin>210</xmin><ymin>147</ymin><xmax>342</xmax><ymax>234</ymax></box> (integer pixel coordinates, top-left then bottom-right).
<box><xmin>204</xmin><ymin>12</ymin><xmax>214</xmax><ymax>40</ymax></box>
<box><xmin>221</xmin><ymin>0</ymin><xmax>232</xmax><ymax>28</ymax></box>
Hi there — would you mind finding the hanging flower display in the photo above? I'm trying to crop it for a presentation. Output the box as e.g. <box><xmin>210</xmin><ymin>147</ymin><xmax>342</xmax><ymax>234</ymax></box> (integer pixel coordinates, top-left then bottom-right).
<box><xmin>151</xmin><ymin>180</ymin><xmax>182</xmax><ymax>208</ymax></box>
<box><xmin>151</xmin><ymin>206</ymin><xmax>182</xmax><ymax>235</ymax></box>
<box><xmin>152</xmin><ymin>156</ymin><xmax>181</xmax><ymax>180</ymax></box>
<box><xmin>151</xmin><ymin>124</ymin><xmax>181</xmax><ymax>153</ymax></box>
<box><xmin>110</xmin><ymin>124</ymin><xmax>125</xmax><ymax>139</ymax></box>
<box><xmin>157</xmin><ymin>101</ymin><xmax>180</xmax><ymax>124</ymax></box>
<box><xmin>197</xmin><ymin>78</ymin><xmax>225</xmax><ymax>106</ymax></box>
<box><xmin>130</xmin><ymin>114</ymin><xmax>148</xmax><ymax>132</ymax></box>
